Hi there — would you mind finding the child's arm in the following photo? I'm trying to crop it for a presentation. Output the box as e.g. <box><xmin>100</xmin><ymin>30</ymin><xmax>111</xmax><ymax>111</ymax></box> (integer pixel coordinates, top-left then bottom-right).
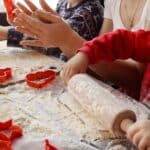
<box><xmin>60</xmin><ymin>52</ymin><xmax>89</xmax><ymax>83</ymax></box>
<box><xmin>61</xmin><ymin>29</ymin><xmax>150</xmax><ymax>83</ymax></box>
<box><xmin>127</xmin><ymin>120</ymin><xmax>150</xmax><ymax>150</ymax></box>
<box><xmin>78</xmin><ymin>29</ymin><xmax>150</xmax><ymax>64</ymax></box>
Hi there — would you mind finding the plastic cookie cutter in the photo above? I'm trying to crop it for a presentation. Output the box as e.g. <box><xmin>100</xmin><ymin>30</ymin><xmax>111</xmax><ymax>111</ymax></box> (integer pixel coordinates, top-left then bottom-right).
<box><xmin>3</xmin><ymin>0</ymin><xmax>15</xmax><ymax>21</ymax></box>
<box><xmin>0</xmin><ymin>68</ymin><xmax>12</xmax><ymax>83</ymax></box>
<box><xmin>45</xmin><ymin>139</ymin><xmax>58</xmax><ymax>150</ymax></box>
<box><xmin>26</xmin><ymin>70</ymin><xmax>56</xmax><ymax>88</ymax></box>
<box><xmin>0</xmin><ymin>119</ymin><xmax>23</xmax><ymax>150</ymax></box>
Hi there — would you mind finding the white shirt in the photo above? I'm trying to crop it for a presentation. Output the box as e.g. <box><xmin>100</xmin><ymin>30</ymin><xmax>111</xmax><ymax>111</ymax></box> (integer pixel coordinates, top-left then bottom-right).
<box><xmin>104</xmin><ymin>0</ymin><xmax>150</xmax><ymax>31</ymax></box>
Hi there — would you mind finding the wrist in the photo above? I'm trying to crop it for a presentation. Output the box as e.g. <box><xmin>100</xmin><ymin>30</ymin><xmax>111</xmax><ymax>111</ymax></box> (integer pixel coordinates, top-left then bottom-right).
<box><xmin>0</xmin><ymin>27</ymin><xmax>8</xmax><ymax>40</ymax></box>
<box><xmin>60</xmin><ymin>27</ymin><xmax>85</xmax><ymax>58</ymax></box>
<box><xmin>78</xmin><ymin>51</ymin><xmax>89</xmax><ymax>65</ymax></box>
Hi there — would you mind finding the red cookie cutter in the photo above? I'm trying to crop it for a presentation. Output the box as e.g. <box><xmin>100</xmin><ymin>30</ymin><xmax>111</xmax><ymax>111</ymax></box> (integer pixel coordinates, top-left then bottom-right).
<box><xmin>45</xmin><ymin>139</ymin><xmax>58</xmax><ymax>150</ymax></box>
<box><xmin>26</xmin><ymin>70</ymin><xmax>56</xmax><ymax>88</ymax></box>
<box><xmin>3</xmin><ymin>0</ymin><xmax>15</xmax><ymax>21</ymax></box>
<box><xmin>0</xmin><ymin>119</ymin><xmax>23</xmax><ymax>150</ymax></box>
<box><xmin>0</xmin><ymin>68</ymin><xmax>12</xmax><ymax>83</ymax></box>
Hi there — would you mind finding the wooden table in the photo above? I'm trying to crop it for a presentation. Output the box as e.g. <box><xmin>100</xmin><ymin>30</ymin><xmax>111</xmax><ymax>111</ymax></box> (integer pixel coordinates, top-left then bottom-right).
<box><xmin>0</xmin><ymin>41</ymin><xmax>149</xmax><ymax>150</ymax></box>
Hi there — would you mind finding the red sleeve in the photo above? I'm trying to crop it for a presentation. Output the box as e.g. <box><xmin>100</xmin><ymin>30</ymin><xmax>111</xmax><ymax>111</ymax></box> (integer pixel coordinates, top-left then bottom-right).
<box><xmin>77</xmin><ymin>29</ymin><xmax>150</xmax><ymax>64</ymax></box>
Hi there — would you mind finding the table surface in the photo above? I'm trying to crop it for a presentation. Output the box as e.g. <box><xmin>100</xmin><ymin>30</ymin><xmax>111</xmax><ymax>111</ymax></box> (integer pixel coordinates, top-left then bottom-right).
<box><xmin>0</xmin><ymin>41</ymin><xmax>149</xmax><ymax>150</ymax></box>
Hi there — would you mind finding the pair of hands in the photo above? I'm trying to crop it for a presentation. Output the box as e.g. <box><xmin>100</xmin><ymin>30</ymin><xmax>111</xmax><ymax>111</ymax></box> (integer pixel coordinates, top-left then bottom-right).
<box><xmin>11</xmin><ymin>0</ymin><xmax>73</xmax><ymax>48</ymax></box>
<box><xmin>12</xmin><ymin>0</ymin><xmax>88</xmax><ymax>84</ymax></box>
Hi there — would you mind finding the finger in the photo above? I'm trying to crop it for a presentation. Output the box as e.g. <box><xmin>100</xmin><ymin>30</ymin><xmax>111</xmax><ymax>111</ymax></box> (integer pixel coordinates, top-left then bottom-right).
<box><xmin>16</xmin><ymin>26</ymin><xmax>38</xmax><ymax>39</ymax></box>
<box><xmin>14</xmin><ymin>15</ymin><xmax>31</xmax><ymax>27</ymax></box>
<box><xmin>60</xmin><ymin>69</ymin><xmax>66</xmax><ymax>84</ymax></box>
<box><xmin>13</xmin><ymin>17</ymin><xmax>25</xmax><ymax>26</ymax></box>
<box><xmin>20</xmin><ymin>40</ymin><xmax>44</xmax><ymax>47</ymax></box>
<box><xmin>127</xmin><ymin>124</ymin><xmax>141</xmax><ymax>141</ymax></box>
<box><xmin>66</xmin><ymin>69</ymin><xmax>77</xmax><ymax>83</ymax></box>
<box><xmin>10</xmin><ymin>9</ymin><xmax>21</xmax><ymax>25</ymax></box>
<box><xmin>60</xmin><ymin>70</ymin><xmax>64</xmax><ymax>79</ymax></box>
<box><xmin>62</xmin><ymin>64</ymin><xmax>71</xmax><ymax>84</ymax></box>
<box><xmin>15</xmin><ymin>13</ymin><xmax>43</xmax><ymax>33</ymax></box>
<box><xmin>132</xmin><ymin>131</ymin><xmax>143</xmax><ymax>147</ymax></box>
<box><xmin>13</xmin><ymin>8</ymin><xmax>21</xmax><ymax>16</ymax></box>
<box><xmin>35</xmin><ymin>10</ymin><xmax>61</xmax><ymax>23</ymax></box>
<box><xmin>16</xmin><ymin>2</ymin><xmax>32</xmax><ymax>15</ymax></box>
<box><xmin>138</xmin><ymin>136</ymin><xmax>149</xmax><ymax>150</ymax></box>
<box><xmin>24</xmin><ymin>0</ymin><xmax>37</xmax><ymax>11</ymax></box>
<box><xmin>39</xmin><ymin>0</ymin><xmax>57</xmax><ymax>14</ymax></box>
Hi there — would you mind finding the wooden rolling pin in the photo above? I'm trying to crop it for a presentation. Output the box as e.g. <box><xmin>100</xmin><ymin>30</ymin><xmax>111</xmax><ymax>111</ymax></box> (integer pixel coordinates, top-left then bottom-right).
<box><xmin>68</xmin><ymin>74</ymin><xmax>137</xmax><ymax>137</ymax></box>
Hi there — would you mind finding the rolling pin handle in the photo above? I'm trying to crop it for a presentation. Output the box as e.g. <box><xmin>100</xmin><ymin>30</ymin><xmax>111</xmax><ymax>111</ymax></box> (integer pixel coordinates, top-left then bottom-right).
<box><xmin>120</xmin><ymin>119</ymin><xmax>134</xmax><ymax>133</ymax></box>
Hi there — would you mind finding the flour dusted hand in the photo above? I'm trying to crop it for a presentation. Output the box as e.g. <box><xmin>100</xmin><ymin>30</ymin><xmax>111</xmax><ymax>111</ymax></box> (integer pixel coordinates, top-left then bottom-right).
<box><xmin>61</xmin><ymin>52</ymin><xmax>89</xmax><ymax>84</ymax></box>
<box><xmin>127</xmin><ymin>120</ymin><xmax>150</xmax><ymax>150</ymax></box>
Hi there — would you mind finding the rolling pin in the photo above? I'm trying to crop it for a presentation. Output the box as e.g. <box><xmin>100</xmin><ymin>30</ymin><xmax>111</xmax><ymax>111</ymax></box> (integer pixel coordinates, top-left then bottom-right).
<box><xmin>68</xmin><ymin>74</ymin><xmax>137</xmax><ymax>137</ymax></box>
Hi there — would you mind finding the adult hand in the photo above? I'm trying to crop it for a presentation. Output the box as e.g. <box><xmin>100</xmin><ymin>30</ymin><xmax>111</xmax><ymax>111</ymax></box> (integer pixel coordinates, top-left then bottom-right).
<box><xmin>16</xmin><ymin>0</ymin><xmax>57</xmax><ymax>16</ymax></box>
<box><xmin>6</xmin><ymin>0</ymin><xmax>37</xmax><ymax>25</ymax></box>
<box><xmin>13</xmin><ymin>10</ymin><xmax>73</xmax><ymax>49</ymax></box>
<box><xmin>39</xmin><ymin>0</ymin><xmax>57</xmax><ymax>15</ymax></box>
<box><xmin>16</xmin><ymin>0</ymin><xmax>37</xmax><ymax>15</ymax></box>
<box><xmin>13</xmin><ymin>0</ymin><xmax>84</xmax><ymax>57</ymax></box>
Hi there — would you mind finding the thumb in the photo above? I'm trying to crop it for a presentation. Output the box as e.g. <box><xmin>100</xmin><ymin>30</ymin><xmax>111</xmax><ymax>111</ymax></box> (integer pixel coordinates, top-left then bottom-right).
<box><xmin>35</xmin><ymin>10</ymin><xmax>61</xmax><ymax>23</ymax></box>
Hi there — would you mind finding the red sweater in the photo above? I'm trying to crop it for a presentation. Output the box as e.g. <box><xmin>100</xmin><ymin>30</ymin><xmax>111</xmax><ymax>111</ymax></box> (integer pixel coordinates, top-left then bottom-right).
<box><xmin>78</xmin><ymin>29</ymin><xmax>150</xmax><ymax>102</ymax></box>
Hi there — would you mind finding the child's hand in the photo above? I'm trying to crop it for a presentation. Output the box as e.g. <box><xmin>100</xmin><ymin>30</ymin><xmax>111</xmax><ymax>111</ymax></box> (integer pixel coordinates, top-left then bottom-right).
<box><xmin>127</xmin><ymin>120</ymin><xmax>150</xmax><ymax>150</ymax></box>
<box><xmin>14</xmin><ymin>10</ymin><xmax>73</xmax><ymax>49</ymax></box>
<box><xmin>60</xmin><ymin>52</ymin><xmax>89</xmax><ymax>84</ymax></box>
